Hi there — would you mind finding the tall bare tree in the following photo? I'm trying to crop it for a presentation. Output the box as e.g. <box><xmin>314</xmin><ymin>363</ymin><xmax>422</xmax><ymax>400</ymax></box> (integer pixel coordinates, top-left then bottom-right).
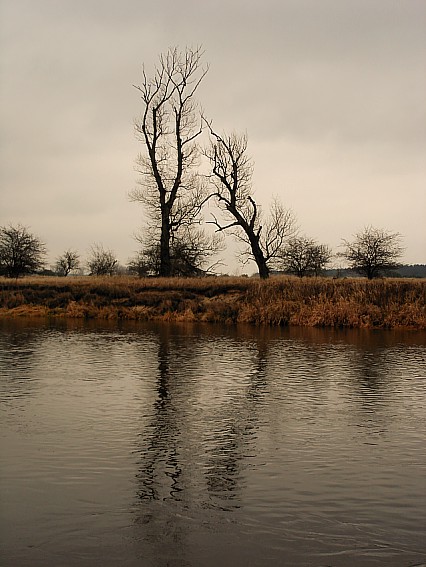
<box><xmin>204</xmin><ymin>128</ymin><xmax>297</xmax><ymax>278</ymax></box>
<box><xmin>130</xmin><ymin>47</ymin><xmax>208</xmax><ymax>277</ymax></box>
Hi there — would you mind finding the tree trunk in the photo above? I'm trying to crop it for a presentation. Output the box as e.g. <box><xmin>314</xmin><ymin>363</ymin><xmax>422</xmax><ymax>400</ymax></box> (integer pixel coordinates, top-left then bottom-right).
<box><xmin>251</xmin><ymin>238</ymin><xmax>269</xmax><ymax>279</ymax></box>
<box><xmin>159</xmin><ymin>217</ymin><xmax>172</xmax><ymax>277</ymax></box>
<box><xmin>257</xmin><ymin>261</ymin><xmax>270</xmax><ymax>279</ymax></box>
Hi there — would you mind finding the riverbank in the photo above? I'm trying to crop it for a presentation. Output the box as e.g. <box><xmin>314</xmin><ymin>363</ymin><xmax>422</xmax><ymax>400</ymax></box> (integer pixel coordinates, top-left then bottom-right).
<box><xmin>0</xmin><ymin>276</ymin><xmax>424</xmax><ymax>329</ymax></box>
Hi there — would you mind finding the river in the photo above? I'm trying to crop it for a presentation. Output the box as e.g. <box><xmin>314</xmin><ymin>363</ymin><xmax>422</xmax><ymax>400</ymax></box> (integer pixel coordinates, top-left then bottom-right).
<box><xmin>1</xmin><ymin>319</ymin><xmax>425</xmax><ymax>566</ymax></box>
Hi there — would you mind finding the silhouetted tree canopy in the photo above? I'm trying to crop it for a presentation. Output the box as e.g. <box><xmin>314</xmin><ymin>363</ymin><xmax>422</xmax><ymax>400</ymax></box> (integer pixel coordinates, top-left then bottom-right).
<box><xmin>281</xmin><ymin>236</ymin><xmax>332</xmax><ymax>277</ymax></box>
<box><xmin>87</xmin><ymin>244</ymin><xmax>117</xmax><ymax>276</ymax></box>
<box><xmin>55</xmin><ymin>249</ymin><xmax>80</xmax><ymax>276</ymax></box>
<box><xmin>0</xmin><ymin>224</ymin><xmax>46</xmax><ymax>278</ymax></box>
<box><xmin>128</xmin><ymin>226</ymin><xmax>222</xmax><ymax>277</ymax></box>
<box><xmin>340</xmin><ymin>226</ymin><xmax>403</xmax><ymax>279</ymax></box>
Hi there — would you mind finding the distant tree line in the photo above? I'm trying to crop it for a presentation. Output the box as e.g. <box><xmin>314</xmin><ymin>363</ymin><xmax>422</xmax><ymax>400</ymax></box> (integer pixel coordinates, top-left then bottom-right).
<box><xmin>0</xmin><ymin>221</ymin><xmax>411</xmax><ymax>280</ymax></box>
<box><xmin>0</xmin><ymin>227</ymin><xmax>120</xmax><ymax>278</ymax></box>
<box><xmin>323</xmin><ymin>265</ymin><xmax>426</xmax><ymax>279</ymax></box>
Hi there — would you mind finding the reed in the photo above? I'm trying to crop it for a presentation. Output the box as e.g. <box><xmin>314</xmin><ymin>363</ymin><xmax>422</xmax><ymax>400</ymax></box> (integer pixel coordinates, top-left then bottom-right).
<box><xmin>0</xmin><ymin>276</ymin><xmax>424</xmax><ymax>329</ymax></box>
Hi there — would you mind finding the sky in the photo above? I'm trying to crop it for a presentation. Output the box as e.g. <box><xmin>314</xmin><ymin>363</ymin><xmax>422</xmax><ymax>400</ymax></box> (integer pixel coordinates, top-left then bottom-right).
<box><xmin>1</xmin><ymin>0</ymin><xmax>425</xmax><ymax>273</ymax></box>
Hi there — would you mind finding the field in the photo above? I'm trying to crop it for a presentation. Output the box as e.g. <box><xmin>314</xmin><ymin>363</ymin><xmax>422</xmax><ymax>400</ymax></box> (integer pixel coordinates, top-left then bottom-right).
<box><xmin>0</xmin><ymin>275</ymin><xmax>425</xmax><ymax>329</ymax></box>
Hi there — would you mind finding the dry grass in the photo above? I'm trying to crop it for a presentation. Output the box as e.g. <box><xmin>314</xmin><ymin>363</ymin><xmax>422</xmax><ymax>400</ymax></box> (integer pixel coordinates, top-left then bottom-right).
<box><xmin>0</xmin><ymin>275</ymin><xmax>424</xmax><ymax>329</ymax></box>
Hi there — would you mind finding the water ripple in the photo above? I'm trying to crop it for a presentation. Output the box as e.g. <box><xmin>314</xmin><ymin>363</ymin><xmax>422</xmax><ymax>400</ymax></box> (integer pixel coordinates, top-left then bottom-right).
<box><xmin>1</xmin><ymin>321</ymin><xmax>425</xmax><ymax>566</ymax></box>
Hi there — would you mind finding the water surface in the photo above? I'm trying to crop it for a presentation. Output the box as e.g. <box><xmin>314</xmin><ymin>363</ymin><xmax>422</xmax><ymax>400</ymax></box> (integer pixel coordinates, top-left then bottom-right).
<box><xmin>1</xmin><ymin>319</ymin><xmax>425</xmax><ymax>566</ymax></box>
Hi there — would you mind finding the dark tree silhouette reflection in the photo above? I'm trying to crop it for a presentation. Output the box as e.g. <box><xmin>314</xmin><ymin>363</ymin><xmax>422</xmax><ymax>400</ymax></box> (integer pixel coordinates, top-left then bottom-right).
<box><xmin>132</xmin><ymin>324</ymin><xmax>274</xmax><ymax>564</ymax></box>
<box><xmin>135</xmin><ymin>326</ymin><xmax>185</xmax><ymax>502</ymax></box>
<box><xmin>203</xmin><ymin>335</ymin><xmax>269</xmax><ymax>507</ymax></box>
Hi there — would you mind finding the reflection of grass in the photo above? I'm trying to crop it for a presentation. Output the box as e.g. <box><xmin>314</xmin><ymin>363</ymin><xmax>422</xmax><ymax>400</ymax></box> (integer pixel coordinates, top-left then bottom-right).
<box><xmin>0</xmin><ymin>276</ymin><xmax>424</xmax><ymax>329</ymax></box>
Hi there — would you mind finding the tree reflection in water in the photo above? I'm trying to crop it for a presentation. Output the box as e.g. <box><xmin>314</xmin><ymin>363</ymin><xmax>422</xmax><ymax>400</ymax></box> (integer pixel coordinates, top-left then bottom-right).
<box><xmin>203</xmin><ymin>338</ymin><xmax>269</xmax><ymax>506</ymax></box>
<box><xmin>132</xmin><ymin>324</ymin><xmax>273</xmax><ymax>563</ymax></box>
<box><xmin>135</xmin><ymin>325</ymin><xmax>184</xmax><ymax>502</ymax></box>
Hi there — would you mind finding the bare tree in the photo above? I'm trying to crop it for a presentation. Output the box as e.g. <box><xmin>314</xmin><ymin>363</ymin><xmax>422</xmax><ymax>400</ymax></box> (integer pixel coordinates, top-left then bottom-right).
<box><xmin>204</xmin><ymin>128</ymin><xmax>297</xmax><ymax>278</ymax></box>
<box><xmin>0</xmin><ymin>224</ymin><xmax>46</xmax><ymax>278</ymax></box>
<box><xmin>130</xmin><ymin>47</ymin><xmax>209</xmax><ymax>277</ymax></box>
<box><xmin>55</xmin><ymin>249</ymin><xmax>80</xmax><ymax>276</ymax></box>
<box><xmin>128</xmin><ymin>225</ymin><xmax>223</xmax><ymax>277</ymax></box>
<box><xmin>281</xmin><ymin>236</ymin><xmax>332</xmax><ymax>277</ymax></box>
<box><xmin>87</xmin><ymin>244</ymin><xmax>118</xmax><ymax>276</ymax></box>
<box><xmin>309</xmin><ymin>243</ymin><xmax>333</xmax><ymax>276</ymax></box>
<box><xmin>340</xmin><ymin>226</ymin><xmax>403</xmax><ymax>279</ymax></box>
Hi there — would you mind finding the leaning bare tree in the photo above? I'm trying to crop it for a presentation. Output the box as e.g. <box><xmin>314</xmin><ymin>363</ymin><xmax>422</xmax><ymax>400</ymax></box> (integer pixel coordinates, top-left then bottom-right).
<box><xmin>204</xmin><ymin>128</ymin><xmax>297</xmax><ymax>278</ymax></box>
<box><xmin>130</xmin><ymin>47</ymin><xmax>209</xmax><ymax>277</ymax></box>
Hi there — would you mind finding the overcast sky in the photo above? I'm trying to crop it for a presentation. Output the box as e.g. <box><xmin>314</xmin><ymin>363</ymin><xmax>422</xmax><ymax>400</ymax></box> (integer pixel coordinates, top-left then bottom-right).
<box><xmin>1</xmin><ymin>0</ymin><xmax>425</xmax><ymax>272</ymax></box>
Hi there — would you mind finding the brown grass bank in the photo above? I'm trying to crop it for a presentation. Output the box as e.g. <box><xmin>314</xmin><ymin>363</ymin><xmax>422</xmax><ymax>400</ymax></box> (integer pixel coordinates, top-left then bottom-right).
<box><xmin>0</xmin><ymin>276</ymin><xmax>424</xmax><ymax>329</ymax></box>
